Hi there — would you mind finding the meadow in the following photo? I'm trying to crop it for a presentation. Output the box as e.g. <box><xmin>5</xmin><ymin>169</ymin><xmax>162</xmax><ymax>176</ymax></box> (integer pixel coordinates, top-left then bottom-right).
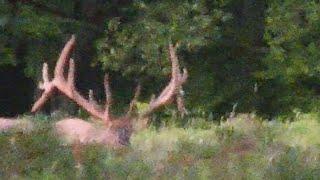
<box><xmin>2</xmin><ymin>1</ymin><xmax>320</xmax><ymax>179</ymax></box>
<box><xmin>1</xmin><ymin>113</ymin><xmax>319</xmax><ymax>179</ymax></box>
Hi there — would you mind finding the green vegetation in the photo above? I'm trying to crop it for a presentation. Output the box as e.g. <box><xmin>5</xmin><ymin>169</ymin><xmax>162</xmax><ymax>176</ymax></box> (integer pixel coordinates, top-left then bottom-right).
<box><xmin>1</xmin><ymin>1</ymin><xmax>320</xmax><ymax>178</ymax></box>
<box><xmin>1</xmin><ymin>114</ymin><xmax>319</xmax><ymax>179</ymax></box>
<box><xmin>2</xmin><ymin>0</ymin><xmax>320</xmax><ymax>118</ymax></box>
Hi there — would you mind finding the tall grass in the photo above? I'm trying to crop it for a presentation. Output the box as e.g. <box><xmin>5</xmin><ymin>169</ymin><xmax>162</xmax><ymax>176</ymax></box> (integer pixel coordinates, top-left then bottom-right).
<box><xmin>0</xmin><ymin>113</ymin><xmax>319</xmax><ymax>179</ymax></box>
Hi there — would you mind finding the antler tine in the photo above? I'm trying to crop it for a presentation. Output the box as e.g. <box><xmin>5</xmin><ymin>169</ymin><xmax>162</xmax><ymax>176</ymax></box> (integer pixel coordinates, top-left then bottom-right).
<box><xmin>157</xmin><ymin>43</ymin><xmax>187</xmax><ymax>100</ymax></box>
<box><xmin>88</xmin><ymin>89</ymin><xmax>100</xmax><ymax>110</ymax></box>
<box><xmin>54</xmin><ymin>35</ymin><xmax>76</xmax><ymax>80</ymax></box>
<box><xmin>88</xmin><ymin>89</ymin><xmax>95</xmax><ymax>103</ymax></box>
<box><xmin>31</xmin><ymin>63</ymin><xmax>55</xmax><ymax>112</ymax></box>
<box><xmin>104</xmin><ymin>74</ymin><xmax>112</xmax><ymax>120</ymax></box>
<box><xmin>43</xmin><ymin>63</ymin><xmax>50</xmax><ymax>84</ymax></box>
<box><xmin>169</xmin><ymin>43</ymin><xmax>180</xmax><ymax>80</ymax></box>
<box><xmin>141</xmin><ymin>43</ymin><xmax>188</xmax><ymax>117</ymax></box>
<box><xmin>32</xmin><ymin>35</ymin><xmax>114</xmax><ymax>124</ymax></box>
<box><xmin>39</xmin><ymin>63</ymin><xmax>49</xmax><ymax>90</ymax></box>
<box><xmin>180</xmin><ymin>68</ymin><xmax>188</xmax><ymax>83</ymax></box>
<box><xmin>127</xmin><ymin>83</ymin><xmax>141</xmax><ymax>116</ymax></box>
<box><xmin>150</xmin><ymin>94</ymin><xmax>155</xmax><ymax>103</ymax></box>
<box><xmin>170</xmin><ymin>44</ymin><xmax>188</xmax><ymax>87</ymax></box>
<box><xmin>176</xmin><ymin>86</ymin><xmax>187</xmax><ymax>118</ymax></box>
<box><xmin>67</xmin><ymin>58</ymin><xmax>75</xmax><ymax>89</ymax></box>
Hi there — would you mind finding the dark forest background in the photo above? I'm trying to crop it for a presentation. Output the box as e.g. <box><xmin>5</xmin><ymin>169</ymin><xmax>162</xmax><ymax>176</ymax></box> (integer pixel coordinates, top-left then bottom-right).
<box><xmin>1</xmin><ymin>0</ymin><xmax>320</xmax><ymax>119</ymax></box>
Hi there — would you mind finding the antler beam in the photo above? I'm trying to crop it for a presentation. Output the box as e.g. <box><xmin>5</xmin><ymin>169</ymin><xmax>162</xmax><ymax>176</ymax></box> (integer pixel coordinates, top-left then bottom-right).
<box><xmin>32</xmin><ymin>35</ymin><xmax>188</xmax><ymax>129</ymax></box>
<box><xmin>31</xmin><ymin>35</ymin><xmax>113</xmax><ymax>125</ymax></box>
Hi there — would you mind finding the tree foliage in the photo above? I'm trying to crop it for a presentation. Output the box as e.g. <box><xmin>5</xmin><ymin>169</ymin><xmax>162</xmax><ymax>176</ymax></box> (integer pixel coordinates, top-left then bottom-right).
<box><xmin>97</xmin><ymin>0</ymin><xmax>231</xmax><ymax>77</ymax></box>
<box><xmin>258</xmin><ymin>0</ymin><xmax>320</xmax><ymax>115</ymax></box>
<box><xmin>1</xmin><ymin>0</ymin><xmax>320</xmax><ymax>118</ymax></box>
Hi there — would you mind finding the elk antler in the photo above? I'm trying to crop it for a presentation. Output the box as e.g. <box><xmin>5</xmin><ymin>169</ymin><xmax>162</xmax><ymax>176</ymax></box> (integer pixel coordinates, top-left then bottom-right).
<box><xmin>140</xmin><ymin>43</ymin><xmax>188</xmax><ymax>117</ymax></box>
<box><xmin>126</xmin><ymin>83</ymin><xmax>142</xmax><ymax>117</ymax></box>
<box><xmin>176</xmin><ymin>86</ymin><xmax>188</xmax><ymax>118</ymax></box>
<box><xmin>31</xmin><ymin>35</ymin><xmax>113</xmax><ymax>125</ymax></box>
<box><xmin>32</xmin><ymin>36</ymin><xmax>188</xmax><ymax>129</ymax></box>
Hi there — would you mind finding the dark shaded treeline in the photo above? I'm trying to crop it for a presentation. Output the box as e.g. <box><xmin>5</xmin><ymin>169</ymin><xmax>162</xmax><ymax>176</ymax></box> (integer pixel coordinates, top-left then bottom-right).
<box><xmin>0</xmin><ymin>0</ymin><xmax>268</xmax><ymax>117</ymax></box>
<box><xmin>1</xmin><ymin>0</ymin><xmax>319</xmax><ymax>119</ymax></box>
<box><xmin>189</xmin><ymin>0</ymin><xmax>267</xmax><ymax>116</ymax></box>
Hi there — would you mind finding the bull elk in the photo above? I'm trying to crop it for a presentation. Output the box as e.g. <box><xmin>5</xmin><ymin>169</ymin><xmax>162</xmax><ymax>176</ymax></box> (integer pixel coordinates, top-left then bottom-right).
<box><xmin>31</xmin><ymin>35</ymin><xmax>188</xmax><ymax>148</ymax></box>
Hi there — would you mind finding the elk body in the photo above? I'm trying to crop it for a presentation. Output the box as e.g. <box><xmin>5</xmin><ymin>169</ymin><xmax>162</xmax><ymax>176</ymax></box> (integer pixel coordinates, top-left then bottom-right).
<box><xmin>31</xmin><ymin>35</ymin><xmax>188</xmax><ymax>148</ymax></box>
<box><xmin>0</xmin><ymin>118</ymin><xmax>19</xmax><ymax>132</ymax></box>
<box><xmin>0</xmin><ymin>118</ymin><xmax>33</xmax><ymax>132</ymax></box>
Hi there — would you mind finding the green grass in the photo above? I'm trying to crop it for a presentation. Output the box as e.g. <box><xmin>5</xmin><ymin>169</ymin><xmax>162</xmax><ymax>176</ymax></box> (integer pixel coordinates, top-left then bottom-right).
<box><xmin>0</xmin><ymin>113</ymin><xmax>320</xmax><ymax>179</ymax></box>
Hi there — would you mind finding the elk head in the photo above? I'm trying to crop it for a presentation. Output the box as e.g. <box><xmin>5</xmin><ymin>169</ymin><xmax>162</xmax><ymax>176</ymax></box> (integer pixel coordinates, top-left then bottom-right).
<box><xmin>31</xmin><ymin>35</ymin><xmax>188</xmax><ymax>148</ymax></box>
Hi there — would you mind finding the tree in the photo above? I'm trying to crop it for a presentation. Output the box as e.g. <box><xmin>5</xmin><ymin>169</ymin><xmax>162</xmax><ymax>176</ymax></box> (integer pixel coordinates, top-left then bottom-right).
<box><xmin>96</xmin><ymin>0</ymin><xmax>234</xmax><ymax>116</ymax></box>
<box><xmin>258</xmin><ymin>0</ymin><xmax>320</xmax><ymax>115</ymax></box>
<box><xmin>97</xmin><ymin>0</ymin><xmax>230</xmax><ymax>76</ymax></box>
